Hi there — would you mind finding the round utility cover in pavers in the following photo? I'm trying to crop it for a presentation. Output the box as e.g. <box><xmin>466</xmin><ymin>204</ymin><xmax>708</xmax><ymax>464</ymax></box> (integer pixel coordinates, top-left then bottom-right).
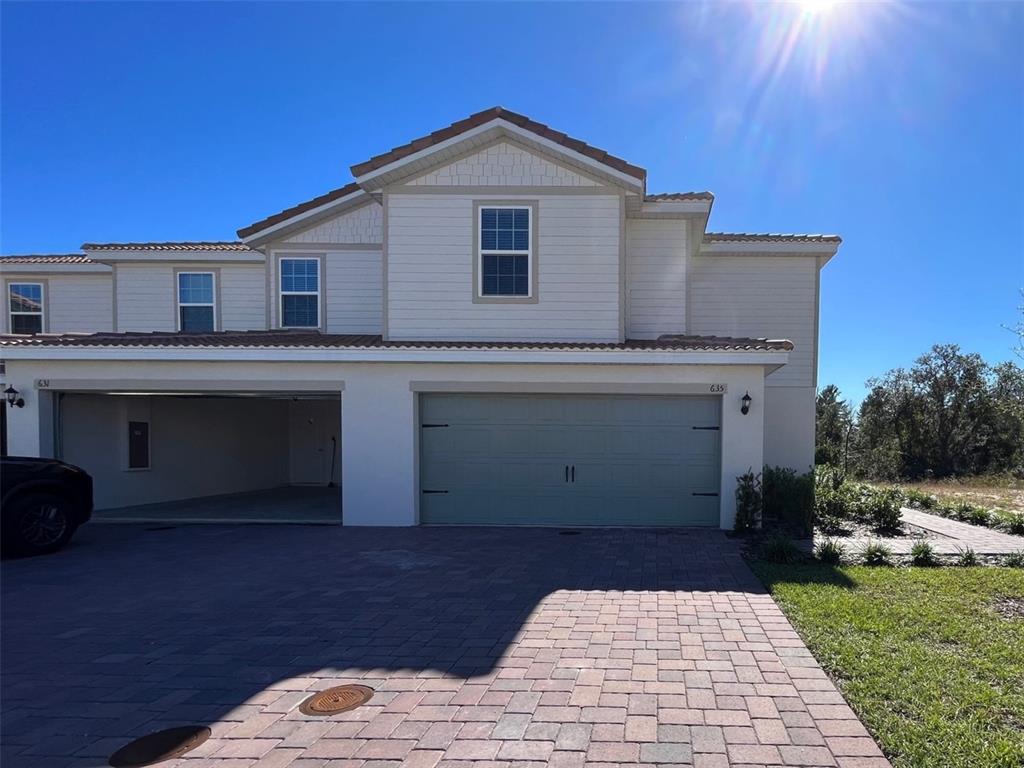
<box><xmin>108</xmin><ymin>726</ymin><xmax>211</xmax><ymax>767</ymax></box>
<box><xmin>299</xmin><ymin>684</ymin><xmax>374</xmax><ymax>715</ymax></box>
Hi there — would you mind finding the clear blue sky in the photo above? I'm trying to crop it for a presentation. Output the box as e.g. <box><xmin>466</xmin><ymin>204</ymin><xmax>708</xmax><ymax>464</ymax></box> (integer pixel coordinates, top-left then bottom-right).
<box><xmin>2</xmin><ymin>2</ymin><xmax>1021</xmax><ymax>403</ymax></box>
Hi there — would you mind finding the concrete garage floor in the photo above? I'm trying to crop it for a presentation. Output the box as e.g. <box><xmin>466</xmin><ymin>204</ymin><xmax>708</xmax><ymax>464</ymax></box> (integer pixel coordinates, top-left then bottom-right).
<box><xmin>93</xmin><ymin>486</ymin><xmax>340</xmax><ymax>524</ymax></box>
<box><xmin>1</xmin><ymin>525</ymin><xmax>889</xmax><ymax>768</ymax></box>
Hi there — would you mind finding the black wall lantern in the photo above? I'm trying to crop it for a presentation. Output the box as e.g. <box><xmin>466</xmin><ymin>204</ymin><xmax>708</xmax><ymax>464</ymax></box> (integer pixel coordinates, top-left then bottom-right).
<box><xmin>4</xmin><ymin>386</ymin><xmax>24</xmax><ymax>408</ymax></box>
<box><xmin>740</xmin><ymin>391</ymin><xmax>752</xmax><ymax>415</ymax></box>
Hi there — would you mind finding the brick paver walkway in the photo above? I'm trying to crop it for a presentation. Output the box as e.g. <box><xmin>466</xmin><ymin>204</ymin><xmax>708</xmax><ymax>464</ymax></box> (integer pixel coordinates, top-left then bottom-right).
<box><xmin>2</xmin><ymin>525</ymin><xmax>889</xmax><ymax>767</ymax></box>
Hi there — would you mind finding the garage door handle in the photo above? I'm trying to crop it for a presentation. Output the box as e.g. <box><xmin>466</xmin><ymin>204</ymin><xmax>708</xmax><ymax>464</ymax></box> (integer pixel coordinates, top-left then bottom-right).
<box><xmin>565</xmin><ymin>465</ymin><xmax>569</xmax><ymax>483</ymax></box>
<box><xmin>692</xmin><ymin>492</ymin><xmax>719</xmax><ymax>497</ymax></box>
<box><xmin>692</xmin><ymin>426</ymin><xmax>720</xmax><ymax>431</ymax></box>
<box><xmin>422</xmin><ymin>489</ymin><xmax>448</xmax><ymax>494</ymax></box>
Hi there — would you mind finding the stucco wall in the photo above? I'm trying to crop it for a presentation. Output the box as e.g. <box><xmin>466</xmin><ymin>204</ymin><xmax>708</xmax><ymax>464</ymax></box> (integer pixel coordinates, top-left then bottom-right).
<box><xmin>1</xmin><ymin>357</ymin><xmax>767</xmax><ymax>529</ymax></box>
<box><xmin>60</xmin><ymin>394</ymin><xmax>292</xmax><ymax>508</ymax></box>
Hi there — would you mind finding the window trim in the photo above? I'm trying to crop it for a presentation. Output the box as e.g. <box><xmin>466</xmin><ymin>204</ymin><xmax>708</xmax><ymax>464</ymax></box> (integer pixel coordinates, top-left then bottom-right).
<box><xmin>472</xmin><ymin>200</ymin><xmax>539</xmax><ymax>304</ymax></box>
<box><xmin>7</xmin><ymin>280</ymin><xmax>46</xmax><ymax>334</ymax></box>
<box><xmin>174</xmin><ymin>270</ymin><xmax>217</xmax><ymax>333</ymax></box>
<box><xmin>277</xmin><ymin>255</ymin><xmax>323</xmax><ymax>329</ymax></box>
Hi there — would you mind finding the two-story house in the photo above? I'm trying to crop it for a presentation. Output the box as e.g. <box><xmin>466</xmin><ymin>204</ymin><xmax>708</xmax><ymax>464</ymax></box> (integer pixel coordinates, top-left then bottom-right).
<box><xmin>0</xmin><ymin>108</ymin><xmax>839</xmax><ymax>529</ymax></box>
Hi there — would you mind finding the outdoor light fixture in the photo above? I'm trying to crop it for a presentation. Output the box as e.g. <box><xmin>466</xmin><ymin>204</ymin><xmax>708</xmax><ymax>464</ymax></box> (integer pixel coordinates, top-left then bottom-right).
<box><xmin>4</xmin><ymin>386</ymin><xmax>24</xmax><ymax>408</ymax></box>
<box><xmin>740</xmin><ymin>391</ymin><xmax>752</xmax><ymax>415</ymax></box>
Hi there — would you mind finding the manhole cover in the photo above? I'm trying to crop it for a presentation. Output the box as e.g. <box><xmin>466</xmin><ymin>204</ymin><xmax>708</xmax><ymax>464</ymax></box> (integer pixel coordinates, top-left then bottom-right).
<box><xmin>109</xmin><ymin>726</ymin><xmax>211</xmax><ymax>767</ymax></box>
<box><xmin>299</xmin><ymin>684</ymin><xmax>374</xmax><ymax>715</ymax></box>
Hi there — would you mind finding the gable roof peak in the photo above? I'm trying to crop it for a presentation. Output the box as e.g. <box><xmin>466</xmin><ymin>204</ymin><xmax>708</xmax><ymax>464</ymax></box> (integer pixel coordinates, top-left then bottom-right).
<box><xmin>350</xmin><ymin>107</ymin><xmax>646</xmax><ymax>184</ymax></box>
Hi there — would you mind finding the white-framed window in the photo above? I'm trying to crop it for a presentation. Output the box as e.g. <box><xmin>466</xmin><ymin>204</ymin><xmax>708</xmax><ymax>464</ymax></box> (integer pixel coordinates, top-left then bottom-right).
<box><xmin>177</xmin><ymin>272</ymin><xmax>215</xmax><ymax>332</ymax></box>
<box><xmin>8</xmin><ymin>282</ymin><xmax>44</xmax><ymax>334</ymax></box>
<box><xmin>479</xmin><ymin>206</ymin><xmax>531</xmax><ymax>297</ymax></box>
<box><xmin>279</xmin><ymin>257</ymin><xmax>320</xmax><ymax>328</ymax></box>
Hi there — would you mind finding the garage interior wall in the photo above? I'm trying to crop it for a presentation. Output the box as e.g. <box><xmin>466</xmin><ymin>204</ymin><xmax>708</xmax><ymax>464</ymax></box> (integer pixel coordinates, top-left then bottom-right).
<box><xmin>60</xmin><ymin>394</ymin><xmax>340</xmax><ymax>509</ymax></box>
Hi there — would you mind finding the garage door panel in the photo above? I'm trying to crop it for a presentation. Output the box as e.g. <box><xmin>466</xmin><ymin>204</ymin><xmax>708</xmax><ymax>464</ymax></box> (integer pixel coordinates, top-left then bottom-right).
<box><xmin>420</xmin><ymin>394</ymin><xmax>721</xmax><ymax>527</ymax></box>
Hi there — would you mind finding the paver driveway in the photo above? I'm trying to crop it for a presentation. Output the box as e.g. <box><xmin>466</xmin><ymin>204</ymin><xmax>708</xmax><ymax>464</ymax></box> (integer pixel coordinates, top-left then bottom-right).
<box><xmin>1</xmin><ymin>525</ymin><xmax>889</xmax><ymax>768</ymax></box>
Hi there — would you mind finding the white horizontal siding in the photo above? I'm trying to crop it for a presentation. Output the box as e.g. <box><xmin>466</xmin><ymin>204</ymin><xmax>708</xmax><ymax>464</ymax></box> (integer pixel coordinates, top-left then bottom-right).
<box><xmin>220</xmin><ymin>265</ymin><xmax>267</xmax><ymax>331</ymax></box>
<box><xmin>284</xmin><ymin>202</ymin><xmax>383</xmax><ymax>244</ymax></box>
<box><xmin>117</xmin><ymin>263</ymin><xmax>269</xmax><ymax>332</ymax></box>
<box><xmin>0</xmin><ymin>274</ymin><xmax>113</xmax><ymax>334</ymax></box>
<box><xmin>116</xmin><ymin>265</ymin><xmax>175</xmax><ymax>331</ymax></box>
<box><xmin>325</xmin><ymin>250</ymin><xmax>382</xmax><ymax>334</ymax></box>
<box><xmin>689</xmin><ymin>255</ymin><xmax>817</xmax><ymax>387</ymax></box>
<box><xmin>386</xmin><ymin>193</ymin><xmax>621</xmax><ymax>342</ymax></box>
<box><xmin>626</xmin><ymin>218</ymin><xmax>687</xmax><ymax>339</ymax></box>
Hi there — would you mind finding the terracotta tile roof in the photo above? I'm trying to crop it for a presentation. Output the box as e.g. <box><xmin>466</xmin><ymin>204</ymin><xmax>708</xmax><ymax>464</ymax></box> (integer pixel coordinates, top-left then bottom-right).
<box><xmin>704</xmin><ymin>232</ymin><xmax>841</xmax><ymax>244</ymax></box>
<box><xmin>236</xmin><ymin>182</ymin><xmax>363</xmax><ymax>240</ymax></box>
<box><xmin>350</xmin><ymin>107</ymin><xmax>647</xmax><ymax>182</ymax></box>
<box><xmin>645</xmin><ymin>192</ymin><xmax>714</xmax><ymax>201</ymax></box>
<box><xmin>0</xmin><ymin>329</ymin><xmax>793</xmax><ymax>352</ymax></box>
<box><xmin>81</xmin><ymin>241</ymin><xmax>256</xmax><ymax>252</ymax></box>
<box><xmin>0</xmin><ymin>254</ymin><xmax>94</xmax><ymax>264</ymax></box>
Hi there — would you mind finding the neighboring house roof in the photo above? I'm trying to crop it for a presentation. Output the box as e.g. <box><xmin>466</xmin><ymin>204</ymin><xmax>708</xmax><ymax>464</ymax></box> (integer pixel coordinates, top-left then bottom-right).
<box><xmin>0</xmin><ymin>254</ymin><xmax>94</xmax><ymax>264</ymax></box>
<box><xmin>81</xmin><ymin>241</ymin><xmax>256</xmax><ymax>251</ymax></box>
<box><xmin>704</xmin><ymin>232</ymin><xmax>842</xmax><ymax>244</ymax></box>
<box><xmin>645</xmin><ymin>192</ymin><xmax>715</xmax><ymax>202</ymax></box>
<box><xmin>349</xmin><ymin>106</ymin><xmax>647</xmax><ymax>182</ymax></box>
<box><xmin>0</xmin><ymin>330</ymin><xmax>794</xmax><ymax>352</ymax></box>
<box><xmin>236</xmin><ymin>182</ymin><xmax>363</xmax><ymax>240</ymax></box>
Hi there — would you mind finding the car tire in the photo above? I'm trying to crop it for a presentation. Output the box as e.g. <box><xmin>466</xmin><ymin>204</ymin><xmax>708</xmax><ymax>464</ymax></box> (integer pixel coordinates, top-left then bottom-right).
<box><xmin>3</xmin><ymin>491</ymin><xmax>77</xmax><ymax>557</ymax></box>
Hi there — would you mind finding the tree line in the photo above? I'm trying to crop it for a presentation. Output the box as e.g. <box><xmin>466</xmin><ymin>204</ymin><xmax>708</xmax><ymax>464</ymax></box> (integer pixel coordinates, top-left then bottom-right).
<box><xmin>816</xmin><ymin>344</ymin><xmax>1024</xmax><ymax>480</ymax></box>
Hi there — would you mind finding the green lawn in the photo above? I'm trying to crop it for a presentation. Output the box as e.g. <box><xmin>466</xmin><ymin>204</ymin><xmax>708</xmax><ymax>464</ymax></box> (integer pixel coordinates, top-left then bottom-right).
<box><xmin>751</xmin><ymin>563</ymin><xmax>1024</xmax><ymax>768</ymax></box>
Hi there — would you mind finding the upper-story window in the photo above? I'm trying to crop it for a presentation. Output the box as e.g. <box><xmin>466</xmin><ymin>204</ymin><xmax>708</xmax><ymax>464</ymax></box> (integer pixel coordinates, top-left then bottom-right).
<box><xmin>280</xmin><ymin>257</ymin><xmax>320</xmax><ymax>328</ymax></box>
<box><xmin>8</xmin><ymin>282</ymin><xmax>44</xmax><ymax>334</ymax></box>
<box><xmin>480</xmin><ymin>206</ymin><xmax>531</xmax><ymax>297</ymax></box>
<box><xmin>177</xmin><ymin>272</ymin><xmax>216</xmax><ymax>332</ymax></box>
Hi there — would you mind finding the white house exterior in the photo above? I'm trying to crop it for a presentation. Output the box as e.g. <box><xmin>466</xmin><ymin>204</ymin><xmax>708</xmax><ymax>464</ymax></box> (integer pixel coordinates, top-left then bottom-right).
<box><xmin>0</xmin><ymin>108</ymin><xmax>839</xmax><ymax>528</ymax></box>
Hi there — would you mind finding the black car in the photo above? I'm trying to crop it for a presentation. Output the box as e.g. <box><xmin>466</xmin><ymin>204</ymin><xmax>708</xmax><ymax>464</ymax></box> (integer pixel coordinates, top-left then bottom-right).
<box><xmin>1</xmin><ymin>456</ymin><xmax>93</xmax><ymax>556</ymax></box>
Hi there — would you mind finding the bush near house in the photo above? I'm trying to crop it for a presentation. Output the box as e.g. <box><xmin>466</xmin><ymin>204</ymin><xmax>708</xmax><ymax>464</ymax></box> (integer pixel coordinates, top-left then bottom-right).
<box><xmin>813</xmin><ymin>465</ymin><xmax>907</xmax><ymax>533</ymax></box>
<box><xmin>763</xmin><ymin>466</ymin><xmax>815</xmax><ymax>535</ymax></box>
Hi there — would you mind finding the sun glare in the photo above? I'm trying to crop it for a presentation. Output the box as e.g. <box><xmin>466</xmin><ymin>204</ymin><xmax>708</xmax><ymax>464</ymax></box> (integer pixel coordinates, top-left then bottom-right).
<box><xmin>798</xmin><ymin>0</ymin><xmax>839</xmax><ymax>17</ymax></box>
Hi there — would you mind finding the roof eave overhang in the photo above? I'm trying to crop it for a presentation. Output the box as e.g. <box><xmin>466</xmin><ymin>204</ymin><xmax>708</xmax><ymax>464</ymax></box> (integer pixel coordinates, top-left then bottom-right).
<box><xmin>81</xmin><ymin>249</ymin><xmax>264</xmax><ymax>263</ymax></box>
<box><xmin>632</xmin><ymin>200</ymin><xmax>713</xmax><ymax>218</ymax></box>
<box><xmin>238</xmin><ymin>188</ymin><xmax>373</xmax><ymax>246</ymax></box>
<box><xmin>0</xmin><ymin>346</ymin><xmax>789</xmax><ymax>367</ymax></box>
<box><xmin>700</xmin><ymin>241</ymin><xmax>841</xmax><ymax>258</ymax></box>
<box><xmin>352</xmin><ymin>118</ymin><xmax>646</xmax><ymax>193</ymax></box>
<box><xmin>0</xmin><ymin>262</ymin><xmax>111</xmax><ymax>273</ymax></box>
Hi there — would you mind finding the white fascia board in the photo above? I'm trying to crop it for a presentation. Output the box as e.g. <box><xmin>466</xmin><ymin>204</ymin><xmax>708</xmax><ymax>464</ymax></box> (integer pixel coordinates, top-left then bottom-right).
<box><xmin>700</xmin><ymin>241</ymin><xmax>840</xmax><ymax>256</ymax></box>
<box><xmin>239</xmin><ymin>189</ymin><xmax>371</xmax><ymax>245</ymax></box>
<box><xmin>0</xmin><ymin>345</ymin><xmax>789</xmax><ymax>367</ymax></box>
<box><xmin>354</xmin><ymin>119</ymin><xmax>645</xmax><ymax>191</ymax></box>
<box><xmin>82</xmin><ymin>250</ymin><xmax>264</xmax><ymax>263</ymax></box>
<box><xmin>0</xmin><ymin>262</ymin><xmax>112</xmax><ymax>273</ymax></box>
<box><xmin>636</xmin><ymin>201</ymin><xmax>713</xmax><ymax>216</ymax></box>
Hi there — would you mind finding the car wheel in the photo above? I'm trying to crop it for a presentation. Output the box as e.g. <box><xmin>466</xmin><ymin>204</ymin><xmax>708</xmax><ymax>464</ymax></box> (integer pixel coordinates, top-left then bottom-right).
<box><xmin>4</xmin><ymin>492</ymin><xmax>77</xmax><ymax>556</ymax></box>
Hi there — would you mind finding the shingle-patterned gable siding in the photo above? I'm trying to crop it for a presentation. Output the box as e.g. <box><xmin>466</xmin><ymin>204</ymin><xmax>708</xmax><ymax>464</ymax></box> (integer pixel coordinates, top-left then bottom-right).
<box><xmin>282</xmin><ymin>202</ymin><xmax>383</xmax><ymax>244</ymax></box>
<box><xmin>407</xmin><ymin>142</ymin><xmax>600</xmax><ymax>187</ymax></box>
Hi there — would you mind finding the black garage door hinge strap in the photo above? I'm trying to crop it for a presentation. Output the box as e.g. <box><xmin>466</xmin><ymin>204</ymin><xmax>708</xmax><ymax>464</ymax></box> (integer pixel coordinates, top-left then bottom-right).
<box><xmin>422</xmin><ymin>489</ymin><xmax>449</xmax><ymax>494</ymax></box>
<box><xmin>692</xmin><ymin>426</ymin><xmax>720</xmax><ymax>431</ymax></box>
<box><xmin>692</xmin><ymin>492</ymin><xmax>719</xmax><ymax>497</ymax></box>
<box><xmin>421</xmin><ymin>423</ymin><xmax>449</xmax><ymax>428</ymax></box>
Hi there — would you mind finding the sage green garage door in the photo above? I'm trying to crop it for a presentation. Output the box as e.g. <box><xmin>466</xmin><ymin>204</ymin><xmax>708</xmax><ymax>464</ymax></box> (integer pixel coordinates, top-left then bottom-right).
<box><xmin>419</xmin><ymin>394</ymin><xmax>721</xmax><ymax>527</ymax></box>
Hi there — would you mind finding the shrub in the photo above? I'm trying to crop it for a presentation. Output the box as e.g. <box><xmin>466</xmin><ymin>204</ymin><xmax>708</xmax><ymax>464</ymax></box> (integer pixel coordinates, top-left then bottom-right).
<box><xmin>994</xmin><ymin>510</ymin><xmax>1024</xmax><ymax>536</ymax></box>
<box><xmin>864</xmin><ymin>487</ymin><xmax>905</xmax><ymax>531</ymax></box>
<box><xmin>904</xmin><ymin>488</ymin><xmax>937</xmax><ymax>509</ymax></box>
<box><xmin>763</xmin><ymin>466</ymin><xmax>815</xmax><ymax>535</ymax></box>
<box><xmin>860</xmin><ymin>540</ymin><xmax>894</xmax><ymax>566</ymax></box>
<box><xmin>814</xmin><ymin>467</ymin><xmax>856</xmax><ymax>533</ymax></box>
<box><xmin>1004</xmin><ymin>550</ymin><xmax>1024</xmax><ymax>568</ymax></box>
<box><xmin>759</xmin><ymin>535</ymin><xmax>804</xmax><ymax>564</ymax></box>
<box><xmin>734</xmin><ymin>469</ymin><xmax>762</xmax><ymax>534</ymax></box>
<box><xmin>910</xmin><ymin>539</ymin><xmax>938</xmax><ymax>567</ymax></box>
<box><xmin>815</xmin><ymin>538</ymin><xmax>845</xmax><ymax>565</ymax></box>
<box><xmin>957</xmin><ymin>547</ymin><xmax>979</xmax><ymax>567</ymax></box>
